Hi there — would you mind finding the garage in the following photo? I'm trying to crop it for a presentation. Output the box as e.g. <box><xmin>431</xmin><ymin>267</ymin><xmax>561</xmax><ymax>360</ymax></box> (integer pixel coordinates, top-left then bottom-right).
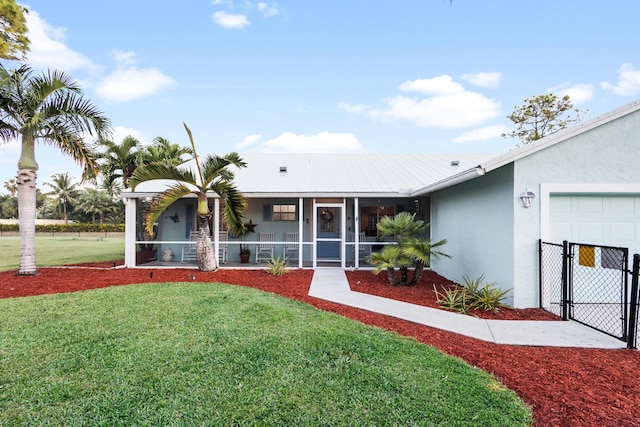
<box><xmin>549</xmin><ymin>194</ymin><xmax>640</xmax><ymax>255</ymax></box>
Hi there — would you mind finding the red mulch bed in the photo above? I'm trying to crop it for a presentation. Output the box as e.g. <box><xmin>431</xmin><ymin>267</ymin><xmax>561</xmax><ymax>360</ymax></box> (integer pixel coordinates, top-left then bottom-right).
<box><xmin>1</xmin><ymin>263</ymin><xmax>639</xmax><ymax>427</ymax></box>
<box><xmin>346</xmin><ymin>269</ymin><xmax>561</xmax><ymax>321</ymax></box>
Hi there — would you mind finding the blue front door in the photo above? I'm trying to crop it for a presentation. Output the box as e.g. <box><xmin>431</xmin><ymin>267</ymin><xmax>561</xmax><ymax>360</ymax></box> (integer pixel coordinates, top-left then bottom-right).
<box><xmin>317</xmin><ymin>206</ymin><xmax>341</xmax><ymax>261</ymax></box>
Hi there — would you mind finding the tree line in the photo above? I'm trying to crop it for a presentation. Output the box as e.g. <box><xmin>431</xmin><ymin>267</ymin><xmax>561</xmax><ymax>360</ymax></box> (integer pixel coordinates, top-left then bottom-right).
<box><xmin>0</xmin><ymin>135</ymin><xmax>194</xmax><ymax>224</ymax></box>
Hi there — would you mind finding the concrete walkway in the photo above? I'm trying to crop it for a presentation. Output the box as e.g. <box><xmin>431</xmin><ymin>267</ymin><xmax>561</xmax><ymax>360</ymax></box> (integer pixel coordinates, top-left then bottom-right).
<box><xmin>308</xmin><ymin>268</ymin><xmax>627</xmax><ymax>349</ymax></box>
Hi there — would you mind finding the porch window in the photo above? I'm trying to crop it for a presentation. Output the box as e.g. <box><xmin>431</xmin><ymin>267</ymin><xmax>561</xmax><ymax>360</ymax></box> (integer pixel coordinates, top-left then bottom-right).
<box><xmin>270</xmin><ymin>204</ymin><xmax>297</xmax><ymax>221</ymax></box>
<box><xmin>360</xmin><ymin>205</ymin><xmax>396</xmax><ymax>237</ymax></box>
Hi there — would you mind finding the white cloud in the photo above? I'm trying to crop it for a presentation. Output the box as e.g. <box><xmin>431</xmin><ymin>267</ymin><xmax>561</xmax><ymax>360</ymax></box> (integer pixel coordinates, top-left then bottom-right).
<box><xmin>337</xmin><ymin>102</ymin><xmax>371</xmax><ymax>113</ymax></box>
<box><xmin>549</xmin><ymin>83</ymin><xmax>594</xmax><ymax>104</ymax></box>
<box><xmin>347</xmin><ymin>75</ymin><xmax>501</xmax><ymax>129</ymax></box>
<box><xmin>235</xmin><ymin>132</ymin><xmax>362</xmax><ymax>153</ymax></box>
<box><xmin>111</xmin><ymin>50</ymin><xmax>137</xmax><ymax>66</ymax></box>
<box><xmin>24</xmin><ymin>9</ymin><xmax>101</xmax><ymax>75</ymax></box>
<box><xmin>212</xmin><ymin>11</ymin><xmax>250</xmax><ymax>28</ymax></box>
<box><xmin>257</xmin><ymin>2</ymin><xmax>279</xmax><ymax>17</ymax></box>
<box><xmin>459</xmin><ymin>72</ymin><xmax>503</xmax><ymax>88</ymax></box>
<box><xmin>110</xmin><ymin>126</ymin><xmax>150</xmax><ymax>145</ymax></box>
<box><xmin>399</xmin><ymin>75</ymin><xmax>464</xmax><ymax>95</ymax></box>
<box><xmin>369</xmin><ymin>91</ymin><xmax>500</xmax><ymax>129</ymax></box>
<box><xmin>95</xmin><ymin>51</ymin><xmax>174</xmax><ymax>103</ymax></box>
<box><xmin>235</xmin><ymin>134</ymin><xmax>262</xmax><ymax>149</ymax></box>
<box><xmin>453</xmin><ymin>125</ymin><xmax>508</xmax><ymax>143</ymax></box>
<box><xmin>601</xmin><ymin>62</ymin><xmax>640</xmax><ymax>96</ymax></box>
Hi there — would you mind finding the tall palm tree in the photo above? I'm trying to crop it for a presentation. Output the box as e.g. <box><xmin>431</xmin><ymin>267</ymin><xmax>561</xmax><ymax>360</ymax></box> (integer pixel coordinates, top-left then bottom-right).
<box><xmin>97</xmin><ymin>136</ymin><xmax>141</xmax><ymax>189</ymax></box>
<box><xmin>130</xmin><ymin>123</ymin><xmax>246</xmax><ymax>271</ymax></box>
<box><xmin>0</xmin><ymin>64</ymin><xmax>110</xmax><ymax>275</ymax></box>
<box><xmin>44</xmin><ymin>172</ymin><xmax>79</xmax><ymax>224</ymax></box>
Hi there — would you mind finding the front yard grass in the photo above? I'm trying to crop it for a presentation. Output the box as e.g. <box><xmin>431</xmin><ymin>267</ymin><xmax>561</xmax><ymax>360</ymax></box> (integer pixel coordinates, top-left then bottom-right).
<box><xmin>0</xmin><ymin>235</ymin><xmax>124</xmax><ymax>271</ymax></box>
<box><xmin>0</xmin><ymin>283</ymin><xmax>533</xmax><ymax>426</ymax></box>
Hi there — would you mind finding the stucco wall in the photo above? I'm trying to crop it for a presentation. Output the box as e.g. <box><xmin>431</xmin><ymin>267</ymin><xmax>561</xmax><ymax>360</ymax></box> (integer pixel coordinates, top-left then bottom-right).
<box><xmin>430</xmin><ymin>165</ymin><xmax>516</xmax><ymax>306</ymax></box>
<box><xmin>511</xmin><ymin>108</ymin><xmax>640</xmax><ymax>307</ymax></box>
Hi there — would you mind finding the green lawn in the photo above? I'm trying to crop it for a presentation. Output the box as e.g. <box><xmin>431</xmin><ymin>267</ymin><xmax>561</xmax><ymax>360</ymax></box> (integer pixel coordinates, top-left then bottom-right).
<box><xmin>0</xmin><ymin>235</ymin><xmax>124</xmax><ymax>271</ymax></box>
<box><xmin>0</xmin><ymin>283</ymin><xmax>533</xmax><ymax>426</ymax></box>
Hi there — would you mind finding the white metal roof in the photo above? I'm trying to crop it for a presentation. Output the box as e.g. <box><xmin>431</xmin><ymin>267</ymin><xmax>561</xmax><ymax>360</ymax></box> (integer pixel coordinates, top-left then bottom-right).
<box><xmin>124</xmin><ymin>99</ymin><xmax>640</xmax><ymax>199</ymax></box>
<box><xmin>126</xmin><ymin>152</ymin><xmax>497</xmax><ymax>198</ymax></box>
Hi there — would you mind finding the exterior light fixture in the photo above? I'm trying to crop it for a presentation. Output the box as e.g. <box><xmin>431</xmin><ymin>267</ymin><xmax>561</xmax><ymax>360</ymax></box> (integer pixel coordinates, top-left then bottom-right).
<box><xmin>520</xmin><ymin>188</ymin><xmax>536</xmax><ymax>208</ymax></box>
<box><xmin>451</xmin><ymin>160</ymin><xmax>460</xmax><ymax>166</ymax></box>
<box><xmin>279</xmin><ymin>166</ymin><xmax>287</xmax><ymax>173</ymax></box>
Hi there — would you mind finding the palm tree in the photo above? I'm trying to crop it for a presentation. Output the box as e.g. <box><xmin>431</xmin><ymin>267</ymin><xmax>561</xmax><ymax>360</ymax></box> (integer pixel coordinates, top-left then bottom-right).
<box><xmin>75</xmin><ymin>187</ymin><xmax>116</xmax><ymax>223</ymax></box>
<box><xmin>97</xmin><ymin>136</ymin><xmax>141</xmax><ymax>189</ymax></box>
<box><xmin>370</xmin><ymin>245</ymin><xmax>408</xmax><ymax>286</ymax></box>
<box><xmin>403</xmin><ymin>237</ymin><xmax>450</xmax><ymax>286</ymax></box>
<box><xmin>376</xmin><ymin>212</ymin><xmax>427</xmax><ymax>283</ymax></box>
<box><xmin>3</xmin><ymin>178</ymin><xmax>17</xmax><ymax>196</ymax></box>
<box><xmin>142</xmin><ymin>136</ymin><xmax>193</xmax><ymax>167</ymax></box>
<box><xmin>44</xmin><ymin>172</ymin><xmax>79</xmax><ymax>224</ymax></box>
<box><xmin>0</xmin><ymin>64</ymin><xmax>110</xmax><ymax>275</ymax></box>
<box><xmin>370</xmin><ymin>212</ymin><xmax>449</xmax><ymax>286</ymax></box>
<box><xmin>130</xmin><ymin>123</ymin><xmax>247</xmax><ymax>271</ymax></box>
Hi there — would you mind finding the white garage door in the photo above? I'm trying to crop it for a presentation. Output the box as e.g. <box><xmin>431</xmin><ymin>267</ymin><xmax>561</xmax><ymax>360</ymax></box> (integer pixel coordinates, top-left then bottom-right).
<box><xmin>549</xmin><ymin>195</ymin><xmax>640</xmax><ymax>255</ymax></box>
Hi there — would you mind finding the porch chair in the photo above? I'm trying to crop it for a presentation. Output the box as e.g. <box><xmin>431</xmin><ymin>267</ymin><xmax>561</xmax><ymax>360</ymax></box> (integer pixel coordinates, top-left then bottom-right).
<box><xmin>181</xmin><ymin>230</ymin><xmax>198</xmax><ymax>262</ymax></box>
<box><xmin>218</xmin><ymin>231</ymin><xmax>228</xmax><ymax>264</ymax></box>
<box><xmin>352</xmin><ymin>231</ymin><xmax>371</xmax><ymax>260</ymax></box>
<box><xmin>256</xmin><ymin>232</ymin><xmax>275</xmax><ymax>263</ymax></box>
<box><xmin>284</xmin><ymin>232</ymin><xmax>299</xmax><ymax>260</ymax></box>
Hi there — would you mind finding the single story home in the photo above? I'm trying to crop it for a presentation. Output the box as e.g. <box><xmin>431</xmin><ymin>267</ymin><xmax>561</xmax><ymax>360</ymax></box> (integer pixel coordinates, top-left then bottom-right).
<box><xmin>123</xmin><ymin>99</ymin><xmax>640</xmax><ymax>308</ymax></box>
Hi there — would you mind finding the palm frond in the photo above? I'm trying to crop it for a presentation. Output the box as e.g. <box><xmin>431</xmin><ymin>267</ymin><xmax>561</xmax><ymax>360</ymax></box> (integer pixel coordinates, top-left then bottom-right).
<box><xmin>212</xmin><ymin>180</ymin><xmax>246</xmax><ymax>234</ymax></box>
<box><xmin>145</xmin><ymin>184</ymin><xmax>194</xmax><ymax>234</ymax></box>
<box><xmin>129</xmin><ymin>163</ymin><xmax>198</xmax><ymax>190</ymax></box>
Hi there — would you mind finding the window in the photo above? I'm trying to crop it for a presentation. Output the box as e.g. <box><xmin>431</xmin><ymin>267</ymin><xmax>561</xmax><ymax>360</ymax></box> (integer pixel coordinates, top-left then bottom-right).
<box><xmin>273</xmin><ymin>204</ymin><xmax>296</xmax><ymax>221</ymax></box>
<box><xmin>360</xmin><ymin>205</ymin><xmax>396</xmax><ymax>236</ymax></box>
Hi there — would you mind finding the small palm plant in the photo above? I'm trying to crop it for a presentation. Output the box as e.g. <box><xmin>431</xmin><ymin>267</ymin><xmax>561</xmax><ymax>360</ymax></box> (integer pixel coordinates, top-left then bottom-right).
<box><xmin>369</xmin><ymin>212</ymin><xmax>449</xmax><ymax>286</ymax></box>
<box><xmin>403</xmin><ymin>237</ymin><xmax>450</xmax><ymax>286</ymax></box>
<box><xmin>370</xmin><ymin>245</ymin><xmax>409</xmax><ymax>286</ymax></box>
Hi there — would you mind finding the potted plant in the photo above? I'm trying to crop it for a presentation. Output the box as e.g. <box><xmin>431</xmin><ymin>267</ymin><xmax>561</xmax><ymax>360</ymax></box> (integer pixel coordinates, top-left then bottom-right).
<box><xmin>237</xmin><ymin>219</ymin><xmax>257</xmax><ymax>263</ymax></box>
<box><xmin>239</xmin><ymin>244</ymin><xmax>251</xmax><ymax>263</ymax></box>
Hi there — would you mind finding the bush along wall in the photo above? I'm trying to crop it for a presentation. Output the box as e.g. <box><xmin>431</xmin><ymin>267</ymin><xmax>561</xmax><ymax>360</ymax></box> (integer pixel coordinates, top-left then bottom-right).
<box><xmin>0</xmin><ymin>223</ymin><xmax>125</xmax><ymax>233</ymax></box>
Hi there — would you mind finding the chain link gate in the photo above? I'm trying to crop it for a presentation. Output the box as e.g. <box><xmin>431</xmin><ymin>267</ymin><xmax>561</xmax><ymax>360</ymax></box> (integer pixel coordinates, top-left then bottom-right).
<box><xmin>539</xmin><ymin>240</ymin><xmax>635</xmax><ymax>347</ymax></box>
<box><xmin>567</xmin><ymin>242</ymin><xmax>628</xmax><ymax>340</ymax></box>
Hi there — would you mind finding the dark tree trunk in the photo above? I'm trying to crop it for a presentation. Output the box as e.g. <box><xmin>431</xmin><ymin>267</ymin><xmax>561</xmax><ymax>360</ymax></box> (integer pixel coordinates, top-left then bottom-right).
<box><xmin>410</xmin><ymin>261</ymin><xmax>425</xmax><ymax>287</ymax></box>
<box><xmin>400</xmin><ymin>265</ymin><xmax>409</xmax><ymax>284</ymax></box>
<box><xmin>386</xmin><ymin>267</ymin><xmax>398</xmax><ymax>286</ymax></box>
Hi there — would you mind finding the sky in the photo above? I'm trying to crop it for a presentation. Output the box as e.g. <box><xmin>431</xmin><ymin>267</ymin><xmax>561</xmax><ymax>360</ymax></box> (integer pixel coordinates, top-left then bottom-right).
<box><xmin>1</xmin><ymin>0</ymin><xmax>640</xmax><ymax>189</ymax></box>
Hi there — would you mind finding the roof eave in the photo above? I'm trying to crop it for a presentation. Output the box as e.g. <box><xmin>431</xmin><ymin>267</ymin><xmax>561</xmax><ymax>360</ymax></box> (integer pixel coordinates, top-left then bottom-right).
<box><xmin>411</xmin><ymin>166</ymin><xmax>486</xmax><ymax>196</ymax></box>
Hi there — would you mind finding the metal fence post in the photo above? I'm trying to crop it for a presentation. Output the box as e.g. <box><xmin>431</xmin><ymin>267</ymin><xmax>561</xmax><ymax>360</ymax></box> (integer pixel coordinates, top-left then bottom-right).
<box><xmin>627</xmin><ymin>254</ymin><xmax>640</xmax><ymax>349</ymax></box>
<box><xmin>561</xmin><ymin>240</ymin><xmax>570</xmax><ymax>321</ymax></box>
<box><xmin>538</xmin><ymin>239</ymin><xmax>543</xmax><ymax>308</ymax></box>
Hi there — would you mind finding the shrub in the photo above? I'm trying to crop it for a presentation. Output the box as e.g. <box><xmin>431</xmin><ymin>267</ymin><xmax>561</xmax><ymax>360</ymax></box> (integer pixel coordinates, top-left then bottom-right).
<box><xmin>433</xmin><ymin>285</ymin><xmax>469</xmax><ymax>314</ymax></box>
<box><xmin>266</xmin><ymin>256</ymin><xmax>290</xmax><ymax>276</ymax></box>
<box><xmin>0</xmin><ymin>223</ymin><xmax>125</xmax><ymax>233</ymax></box>
<box><xmin>464</xmin><ymin>274</ymin><xmax>510</xmax><ymax>314</ymax></box>
<box><xmin>435</xmin><ymin>274</ymin><xmax>511</xmax><ymax>314</ymax></box>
